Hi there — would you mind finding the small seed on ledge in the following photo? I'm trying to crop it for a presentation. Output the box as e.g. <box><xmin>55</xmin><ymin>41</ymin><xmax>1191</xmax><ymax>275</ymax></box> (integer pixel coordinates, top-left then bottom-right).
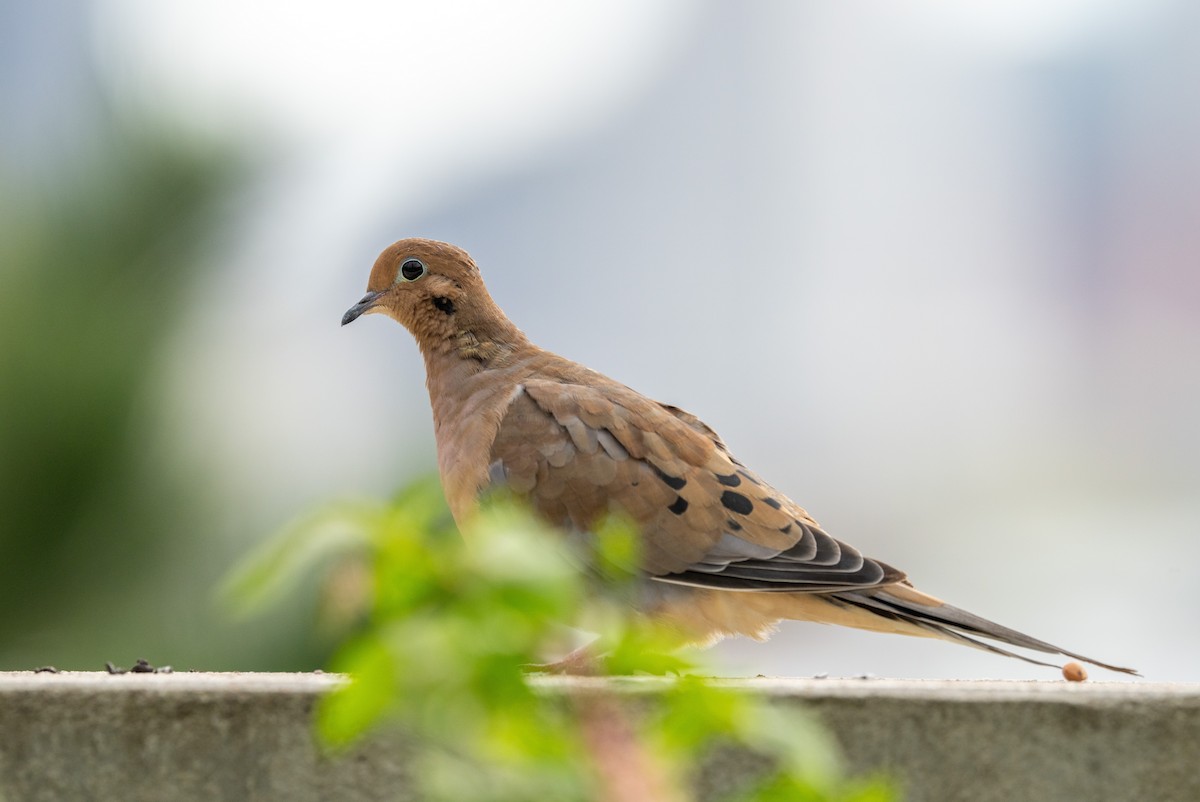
<box><xmin>1062</xmin><ymin>662</ymin><xmax>1088</xmax><ymax>682</ymax></box>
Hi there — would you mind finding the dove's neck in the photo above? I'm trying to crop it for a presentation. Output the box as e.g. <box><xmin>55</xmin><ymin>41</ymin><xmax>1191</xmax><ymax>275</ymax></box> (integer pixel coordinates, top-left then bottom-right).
<box><xmin>420</xmin><ymin>335</ymin><xmax>528</xmax><ymax>410</ymax></box>
<box><xmin>417</xmin><ymin>310</ymin><xmax>531</xmax><ymax>383</ymax></box>
<box><xmin>418</xmin><ymin>319</ymin><xmax>537</xmax><ymax>524</ymax></box>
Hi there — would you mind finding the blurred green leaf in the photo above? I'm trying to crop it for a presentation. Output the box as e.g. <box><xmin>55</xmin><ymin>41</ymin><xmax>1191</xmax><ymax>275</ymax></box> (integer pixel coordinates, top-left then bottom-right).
<box><xmin>317</xmin><ymin>631</ymin><xmax>396</xmax><ymax>746</ymax></box>
<box><xmin>218</xmin><ymin>500</ymin><xmax>380</xmax><ymax>619</ymax></box>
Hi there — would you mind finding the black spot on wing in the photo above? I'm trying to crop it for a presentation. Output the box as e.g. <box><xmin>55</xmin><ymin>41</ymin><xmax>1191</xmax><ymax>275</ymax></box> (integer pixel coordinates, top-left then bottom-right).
<box><xmin>720</xmin><ymin>491</ymin><xmax>754</xmax><ymax>515</ymax></box>
<box><xmin>667</xmin><ymin>496</ymin><xmax>689</xmax><ymax>515</ymax></box>
<box><xmin>762</xmin><ymin>497</ymin><xmax>782</xmax><ymax>510</ymax></box>
<box><xmin>715</xmin><ymin>472</ymin><xmax>741</xmax><ymax>487</ymax></box>
<box><xmin>652</xmin><ymin>464</ymin><xmax>687</xmax><ymax>491</ymax></box>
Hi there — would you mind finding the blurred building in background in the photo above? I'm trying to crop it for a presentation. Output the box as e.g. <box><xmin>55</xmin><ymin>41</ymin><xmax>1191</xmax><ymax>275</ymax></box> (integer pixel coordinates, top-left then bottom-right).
<box><xmin>1</xmin><ymin>0</ymin><xmax>1196</xmax><ymax>679</ymax></box>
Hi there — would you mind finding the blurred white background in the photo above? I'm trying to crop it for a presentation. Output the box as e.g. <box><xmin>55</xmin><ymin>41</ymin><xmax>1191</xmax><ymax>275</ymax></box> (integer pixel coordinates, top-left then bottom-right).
<box><xmin>5</xmin><ymin>0</ymin><xmax>1197</xmax><ymax>679</ymax></box>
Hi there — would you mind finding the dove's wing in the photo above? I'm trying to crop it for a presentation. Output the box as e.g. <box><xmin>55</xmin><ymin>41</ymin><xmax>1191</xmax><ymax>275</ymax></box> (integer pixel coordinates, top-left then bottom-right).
<box><xmin>487</xmin><ymin>377</ymin><xmax>904</xmax><ymax>593</ymax></box>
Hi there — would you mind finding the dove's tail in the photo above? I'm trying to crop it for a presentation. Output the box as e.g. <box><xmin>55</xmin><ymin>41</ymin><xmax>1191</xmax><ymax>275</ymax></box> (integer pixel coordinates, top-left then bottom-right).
<box><xmin>828</xmin><ymin>583</ymin><xmax>1140</xmax><ymax>676</ymax></box>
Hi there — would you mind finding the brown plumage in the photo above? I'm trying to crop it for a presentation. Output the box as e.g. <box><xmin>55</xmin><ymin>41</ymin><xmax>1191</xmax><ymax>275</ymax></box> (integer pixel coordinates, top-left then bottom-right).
<box><xmin>342</xmin><ymin>238</ymin><xmax>1138</xmax><ymax>676</ymax></box>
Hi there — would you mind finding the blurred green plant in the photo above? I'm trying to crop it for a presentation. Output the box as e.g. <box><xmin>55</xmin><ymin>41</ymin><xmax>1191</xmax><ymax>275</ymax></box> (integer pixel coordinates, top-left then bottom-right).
<box><xmin>0</xmin><ymin>112</ymin><xmax>242</xmax><ymax>668</ymax></box>
<box><xmin>222</xmin><ymin>475</ymin><xmax>897</xmax><ymax>802</ymax></box>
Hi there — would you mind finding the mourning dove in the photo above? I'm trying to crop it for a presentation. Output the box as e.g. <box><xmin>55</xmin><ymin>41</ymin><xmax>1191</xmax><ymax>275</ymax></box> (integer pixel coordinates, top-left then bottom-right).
<box><xmin>342</xmin><ymin>238</ymin><xmax>1137</xmax><ymax>676</ymax></box>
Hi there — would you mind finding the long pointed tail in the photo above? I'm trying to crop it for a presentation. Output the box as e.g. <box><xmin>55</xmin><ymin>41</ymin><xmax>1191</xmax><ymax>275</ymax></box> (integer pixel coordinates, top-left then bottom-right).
<box><xmin>832</xmin><ymin>583</ymin><xmax>1140</xmax><ymax>676</ymax></box>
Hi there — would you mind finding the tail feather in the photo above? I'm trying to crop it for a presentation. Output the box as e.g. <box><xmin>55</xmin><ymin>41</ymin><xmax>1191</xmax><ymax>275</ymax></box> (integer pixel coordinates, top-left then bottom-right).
<box><xmin>834</xmin><ymin>585</ymin><xmax>1140</xmax><ymax>676</ymax></box>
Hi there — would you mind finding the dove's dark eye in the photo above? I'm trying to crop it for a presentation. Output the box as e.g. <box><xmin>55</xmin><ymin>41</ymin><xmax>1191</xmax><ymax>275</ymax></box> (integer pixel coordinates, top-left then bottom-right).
<box><xmin>399</xmin><ymin>259</ymin><xmax>426</xmax><ymax>282</ymax></box>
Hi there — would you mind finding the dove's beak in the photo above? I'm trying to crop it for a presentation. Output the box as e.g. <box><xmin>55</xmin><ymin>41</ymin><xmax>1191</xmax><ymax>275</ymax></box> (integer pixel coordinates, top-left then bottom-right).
<box><xmin>342</xmin><ymin>290</ymin><xmax>383</xmax><ymax>326</ymax></box>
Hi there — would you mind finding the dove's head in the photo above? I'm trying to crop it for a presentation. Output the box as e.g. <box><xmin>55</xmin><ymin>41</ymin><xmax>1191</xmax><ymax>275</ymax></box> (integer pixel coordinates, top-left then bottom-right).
<box><xmin>342</xmin><ymin>238</ymin><xmax>523</xmax><ymax>357</ymax></box>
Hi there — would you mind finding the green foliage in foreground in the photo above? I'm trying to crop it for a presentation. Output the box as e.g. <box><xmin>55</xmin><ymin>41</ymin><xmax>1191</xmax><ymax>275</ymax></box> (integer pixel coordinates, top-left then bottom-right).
<box><xmin>223</xmin><ymin>476</ymin><xmax>897</xmax><ymax>802</ymax></box>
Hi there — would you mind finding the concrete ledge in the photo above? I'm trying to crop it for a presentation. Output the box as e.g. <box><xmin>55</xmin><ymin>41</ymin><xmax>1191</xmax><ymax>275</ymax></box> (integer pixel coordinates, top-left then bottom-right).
<box><xmin>0</xmin><ymin>672</ymin><xmax>1196</xmax><ymax>802</ymax></box>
